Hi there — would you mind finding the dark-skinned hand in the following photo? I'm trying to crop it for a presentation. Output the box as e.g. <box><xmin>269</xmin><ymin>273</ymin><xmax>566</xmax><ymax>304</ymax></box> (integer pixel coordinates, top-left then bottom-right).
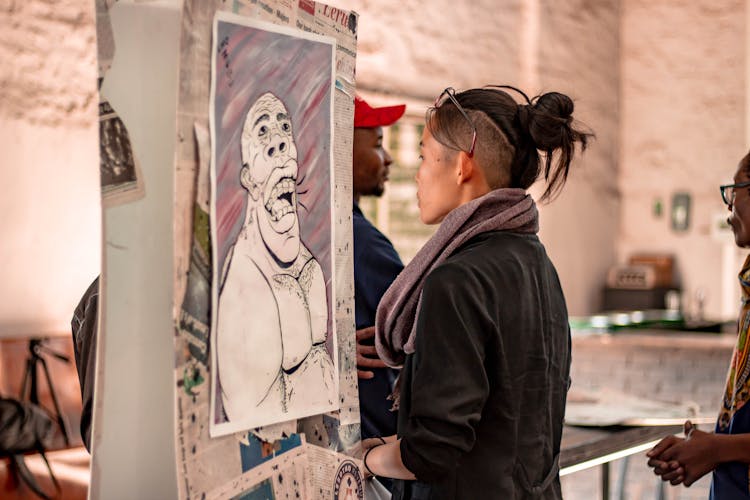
<box><xmin>356</xmin><ymin>326</ymin><xmax>387</xmax><ymax>379</ymax></box>
<box><xmin>647</xmin><ymin>421</ymin><xmax>717</xmax><ymax>487</ymax></box>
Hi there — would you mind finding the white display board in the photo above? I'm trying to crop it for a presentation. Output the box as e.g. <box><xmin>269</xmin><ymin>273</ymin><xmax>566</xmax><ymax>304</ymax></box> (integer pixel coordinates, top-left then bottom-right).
<box><xmin>92</xmin><ymin>2</ymin><xmax>181</xmax><ymax>498</ymax></box>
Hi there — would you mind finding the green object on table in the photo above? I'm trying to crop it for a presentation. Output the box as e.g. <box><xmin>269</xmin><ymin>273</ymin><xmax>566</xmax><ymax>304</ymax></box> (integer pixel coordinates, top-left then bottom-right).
<box><xmin>570</xmin><ymin>310</ymin><xmax>686</xmax><ymax>334</ymax></box>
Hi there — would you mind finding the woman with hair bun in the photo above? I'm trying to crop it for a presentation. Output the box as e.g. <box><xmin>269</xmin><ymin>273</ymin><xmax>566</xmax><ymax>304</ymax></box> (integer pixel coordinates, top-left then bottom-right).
<box><xmin>359</xmin><ymin>86</ymin><xmax>592</xmax><ymax>499</ymax></box>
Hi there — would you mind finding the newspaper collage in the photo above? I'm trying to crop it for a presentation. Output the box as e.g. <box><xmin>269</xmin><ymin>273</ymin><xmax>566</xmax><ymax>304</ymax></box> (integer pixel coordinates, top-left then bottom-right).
<box><xmin>96</xmin><ymin>0</ymin><xmax>146</xmax><ymax>207</ymax></box>
<box><xmin>172</xmin><ymin>0</ymin><xmax>363</xmax><ymax>498</ymax></box>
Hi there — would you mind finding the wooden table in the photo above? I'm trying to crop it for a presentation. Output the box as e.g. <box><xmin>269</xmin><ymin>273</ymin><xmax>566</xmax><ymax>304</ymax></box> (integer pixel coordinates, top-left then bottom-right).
<box><xmin>560</xmin><ymin>424</ymin><xmax>682</xmax><ymax>499</ymax></box>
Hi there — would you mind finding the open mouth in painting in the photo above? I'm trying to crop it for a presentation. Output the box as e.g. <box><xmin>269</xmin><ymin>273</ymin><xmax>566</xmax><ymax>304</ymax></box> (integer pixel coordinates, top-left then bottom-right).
<box><xmin>263</xmin><ymin>164</ymin><xmax>297</xmax><ymax>233</ymax></box>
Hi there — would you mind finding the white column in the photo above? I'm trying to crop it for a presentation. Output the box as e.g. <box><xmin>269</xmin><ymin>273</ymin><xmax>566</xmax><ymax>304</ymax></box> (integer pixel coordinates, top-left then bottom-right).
<box><xmin>91</xmin><ymin>2</ymin><xmax>181</xmax><ymax>498</ymax></box>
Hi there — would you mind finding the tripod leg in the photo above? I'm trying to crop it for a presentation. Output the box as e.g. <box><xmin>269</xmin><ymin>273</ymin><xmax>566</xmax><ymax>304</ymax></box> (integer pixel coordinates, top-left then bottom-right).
<box><xmin>30</xmin><ymin>358</ymin><xmax>40</xmax><ymax>405</ymax></box>
<box><xmin>38</xmin><ymin>357</ymin><xmax>71</xmax><ymax>447</ymax></box>
<box><xmin>19</xmin><ymin>358</ymin><xmax>33</xmax><ymax>401</ymax></box>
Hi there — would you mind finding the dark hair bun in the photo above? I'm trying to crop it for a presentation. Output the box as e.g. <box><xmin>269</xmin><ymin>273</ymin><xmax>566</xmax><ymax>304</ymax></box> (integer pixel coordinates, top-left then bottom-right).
<box><xmin>526</xmin><ymin>92</ymin><xmax>576</xmax><ymax>151</ymax></box>
<box><xmin>535</xmin><ymin>92</ymin><xmax>574</xmax><ymax>120</ymax></box>
<box><xmin>516</xmin><ymin>91</ymin><xmax>591</xmax><ymax>200</ymax></box>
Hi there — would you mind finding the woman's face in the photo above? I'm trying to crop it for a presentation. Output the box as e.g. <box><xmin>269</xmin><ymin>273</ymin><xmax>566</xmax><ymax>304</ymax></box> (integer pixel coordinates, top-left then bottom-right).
<box><xmin>728</xmin><ymin>158</ymin><xmax>750</xmax><ymax>247</ymax></box>
<box><xmin>416</xmin><ymin>126</ymin><xmax>462</xmax><ymax>225</ymax></box>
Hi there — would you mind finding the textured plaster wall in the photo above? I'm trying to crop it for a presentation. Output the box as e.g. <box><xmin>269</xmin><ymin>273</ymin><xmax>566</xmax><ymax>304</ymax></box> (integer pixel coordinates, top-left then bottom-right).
<box><xmin>330</xmin><ymin>0</ymin><xmax>621</xmax><ymax>315</ymax></box>
<box><xmin>0</xmin><ymin>0</ymin><xmax>97</xmax><ymax>126</ymax></box>
<box><xmin>619</xmin><ymin>0</ymin><xmax>747</xmax><ymax>319</ymax></box>
<box><xmin>333</xmin><ymin>0</ymin><xmax>523</xmax><ymax>100</ymax></box>
<box><xmin>0</xmin><ymin>0</ymin><xmax>99</xmax><ymax>336</ymax></box>
<box><xmin>536</xmin><ymin>0</ymin><xmax>620</xmax><ymax>315</ymax></box>
<box><xmin>3</xmin><ymin>0</ymin><xmax>746</xmax><ymax>327</ymax></box>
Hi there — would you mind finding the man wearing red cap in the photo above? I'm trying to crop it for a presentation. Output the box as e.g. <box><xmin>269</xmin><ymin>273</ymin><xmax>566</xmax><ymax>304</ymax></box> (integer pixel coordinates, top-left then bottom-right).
<box><xmin>352</xmin><ymin>96</ymin><xmax>406</xmax><ymax>474</ymax></box>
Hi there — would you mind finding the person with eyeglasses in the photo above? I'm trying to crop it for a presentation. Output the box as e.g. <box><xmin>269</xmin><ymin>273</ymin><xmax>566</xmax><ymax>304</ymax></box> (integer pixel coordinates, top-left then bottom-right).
<box><xmin>648</xmin><ymin>153</ymin><xmax>750</xmax><ymax>499</ymax></box>
<box><xmin>356</xmin><ymin>86</ymin><xmax>591</xmax><ymax>499</ymax></box>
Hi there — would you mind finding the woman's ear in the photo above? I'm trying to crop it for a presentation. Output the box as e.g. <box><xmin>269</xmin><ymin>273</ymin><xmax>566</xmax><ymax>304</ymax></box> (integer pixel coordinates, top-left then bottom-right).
<box><xmin>457</xmin><ymin>153</ymin><xmax>493</xmax><ymax>196</ymax></box>
<box><xmin>456</xmin><ymin>151</ymin><xmax>475</xmax><ymax>185</ymax></box>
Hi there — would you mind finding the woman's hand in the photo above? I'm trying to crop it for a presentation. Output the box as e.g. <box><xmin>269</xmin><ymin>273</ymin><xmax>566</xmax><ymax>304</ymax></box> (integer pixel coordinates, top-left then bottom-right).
<box><xmin>354</xmin><ymin>436</ymin><xmax>393</xmax><ymax>478</ymax></box>
<box><xmin>355</xmin><ymin>436</ymin><xmax>416</xmax><ymax>481</ymax></box>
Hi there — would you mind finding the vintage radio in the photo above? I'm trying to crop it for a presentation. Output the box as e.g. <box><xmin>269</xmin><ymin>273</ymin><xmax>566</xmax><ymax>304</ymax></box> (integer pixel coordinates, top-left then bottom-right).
<box><xmin>607</xmin><ymin>265</ymin><xmax>657</xmax><ymax>290</ymax></box>
<box><xmin>628</xmin><ymin>254</ymin><xmax>674</xmax><ymax>288</ymax></box>
<box><xmin>603</xmin><ymin>254</ymin><xmax>678</xmax><ymax>311</ymax></box>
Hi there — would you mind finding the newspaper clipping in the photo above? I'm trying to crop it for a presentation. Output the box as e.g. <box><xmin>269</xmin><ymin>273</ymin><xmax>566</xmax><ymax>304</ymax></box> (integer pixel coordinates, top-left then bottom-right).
<box><xmin>96</xmin><ymin>0</ymin><xmax>146</xmax><ymax>207</ymax></box>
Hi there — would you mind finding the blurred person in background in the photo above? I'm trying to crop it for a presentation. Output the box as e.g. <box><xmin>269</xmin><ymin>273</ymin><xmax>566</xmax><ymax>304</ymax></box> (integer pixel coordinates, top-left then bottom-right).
<box><xmin>352</xmin><ymin>95</ymin><xmax>406</xmax><ymax>492</ymax></box>
<box><xmin>648</xmin><ymin>151</ymin><xmax>750</xmax><ymax>499</ymax></box>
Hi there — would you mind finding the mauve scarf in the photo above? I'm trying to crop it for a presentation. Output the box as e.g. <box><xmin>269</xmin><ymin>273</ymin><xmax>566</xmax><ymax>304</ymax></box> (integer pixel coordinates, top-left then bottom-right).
<box><xmin>375</xmin><ymin>188</ymin><xmax>539</xmax><ymax>368</ymax></box>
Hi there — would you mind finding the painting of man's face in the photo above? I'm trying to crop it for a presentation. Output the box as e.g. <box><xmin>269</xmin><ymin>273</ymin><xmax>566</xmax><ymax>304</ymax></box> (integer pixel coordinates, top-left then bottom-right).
<box><xmin>240</xmin><ymin>93</ymin><xmax>300</xmax><ymax>264</ymax></box>
<box><xmin>209</xmin><ymin>15</ymin><xmax>338</xmax><ymax>436</ymax></box>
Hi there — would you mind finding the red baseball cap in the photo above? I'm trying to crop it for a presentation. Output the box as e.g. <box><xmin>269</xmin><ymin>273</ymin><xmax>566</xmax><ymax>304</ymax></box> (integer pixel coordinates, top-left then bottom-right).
<box><xmin>354</xmin><ymin>95</ymin><xmax>406</xmax><ymax>128</ymax></box>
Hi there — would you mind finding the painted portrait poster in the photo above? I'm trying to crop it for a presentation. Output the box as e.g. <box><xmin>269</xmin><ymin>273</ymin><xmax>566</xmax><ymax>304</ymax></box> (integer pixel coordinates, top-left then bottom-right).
<box><xmin>209</xmin><ymin>11</ymin><xmax>338</xmax><ymax>437</ymax></box>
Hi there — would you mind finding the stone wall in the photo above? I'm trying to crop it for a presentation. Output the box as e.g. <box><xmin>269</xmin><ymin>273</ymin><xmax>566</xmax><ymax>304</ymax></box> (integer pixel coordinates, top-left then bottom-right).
<box><xmin>333</xmin><ymin>0</ymin><xmax>622</xmax><ymax>315</ymax></box>
<box><xmin>619</xmin><ymin>0</ymin><xmax>747</xmax><ymax>319</ymax></box>
<box><xmin>2</xmin><ymin>0</ymin><xmax>747</xmax><ymax>325</ymax></box>
<box><xmin>338</xmin><ymin>0</ymin><xmax>750</xmax><ymax>318</ymax></box>
<box><xmin>570</xmin><ymin>332</ymin><xmax>733</xmax><ymax>413</ymax></box>
<box><xmin>340</xmin><ymin>0</ymin><xmax>522</xmax><ymax>100</ymax></box>
<box><xmin>536</xmin><ymin>0</ymin><xmax>620</xmax><ymax>314</ymax></box>
<box><xmin>562</xmin><ymin>331</ymin><xmax>734</xmax><ymax>499</ymax></box>
<box><xmin>0</xmin><ymin>0</ymin><xmax>97</xmax><ymax>126</ymax></box>
<box><xmin>0</xmin><ymin>0</ymin><xmax>100</xmax><ymax>336</ymax></box>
